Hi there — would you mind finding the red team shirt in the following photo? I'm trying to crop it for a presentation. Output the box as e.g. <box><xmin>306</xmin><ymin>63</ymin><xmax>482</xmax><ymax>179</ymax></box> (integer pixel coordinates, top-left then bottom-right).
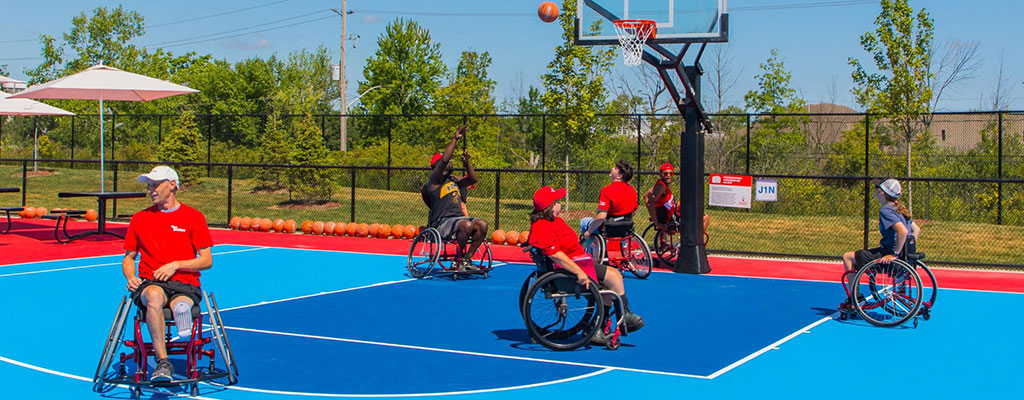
<box><xmin>597</xmin><ymin>181</ymin><xmax>638</xmax><ymax>216</ymax></box>
<box><xmin>124</xmin><ymin>203</ymin><xmax>213</xmax><ymax>287</ymax></box>
<box><xmin>529</xmin><ymin>217</ymin><xmax>587</xmax><ymax>258</ymax></box>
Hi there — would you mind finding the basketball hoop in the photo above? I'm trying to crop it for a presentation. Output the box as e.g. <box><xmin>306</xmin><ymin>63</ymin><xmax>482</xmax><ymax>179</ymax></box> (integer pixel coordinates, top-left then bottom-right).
<box><xmin>612</xmin><ymin>19</ymin><xmax>656</xmax><ymax>66</ymax></box>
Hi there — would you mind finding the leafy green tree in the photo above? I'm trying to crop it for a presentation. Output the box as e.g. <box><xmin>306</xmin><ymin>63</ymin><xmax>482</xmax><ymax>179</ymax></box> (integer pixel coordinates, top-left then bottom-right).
<box><xmin>287</xmin><ymin>115</ymin><xmax>334</xmax><ymax>203</ymax></box>
<box><xmin>355</xmin><ymin>18</ymin><xmax>445</xmax><ymax>117</ymax></box>
<box><xmin>436</xmin><ymin>51</ymin><xmax>496</xmax><ymax>115</ymax></box>
<box><xmin>158</xmin><ymin>108</ymin><xmax>204</xmax><ymax>186</ymax></box>
<box><xmin>25</xmin><ymin>5</ymin><xmax>145</xmax><ymax>84</ymax></box>
<box><xmin>743</xmin><ymin>49</ymin><xmax>808</xmax><ymax>174</ymax></box>
<box><xmin>254</xmin><ymin>109</ymin><xmax>293</xmax><ymax>189</ymax></box>
<box><xmin>541</xmin><ymin>0</ymin><xmax>614</xmax><ymax>172</ymax></box>
<box><xmin>849</xmin><ymin>0</ymin><xmax>934</xmax><ymax>208</ymax></box>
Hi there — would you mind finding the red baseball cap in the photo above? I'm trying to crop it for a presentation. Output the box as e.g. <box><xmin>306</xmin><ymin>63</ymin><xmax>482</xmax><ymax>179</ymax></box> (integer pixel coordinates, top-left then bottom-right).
<box><xmin>533</xmin><ymin>186</ymin><xmax>567</xmax><ymax>212</ymax></box>
<box><xmin>660</xmin><ymin>163</ymin><xmax>675</xmax><ymax>172</ymax></box>
<box><xmin>429</xmin><ymin>153</ymin><xmax>443</xmax><ymax>167</ymax></box>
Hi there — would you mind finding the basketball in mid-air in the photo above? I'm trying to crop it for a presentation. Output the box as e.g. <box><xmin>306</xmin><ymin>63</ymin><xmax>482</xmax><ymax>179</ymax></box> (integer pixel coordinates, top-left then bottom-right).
<box><xmin>538</xmin><ymin>1</ymin><xmax>559</xmax><ymax>23</ymax></box>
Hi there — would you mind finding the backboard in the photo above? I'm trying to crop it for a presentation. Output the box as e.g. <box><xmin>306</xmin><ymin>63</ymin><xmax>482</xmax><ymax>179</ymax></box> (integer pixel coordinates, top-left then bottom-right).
<box><xmin>575</xmin><ymin>0</ymin><xmax>728</xmax><ymax>45</ymax></box>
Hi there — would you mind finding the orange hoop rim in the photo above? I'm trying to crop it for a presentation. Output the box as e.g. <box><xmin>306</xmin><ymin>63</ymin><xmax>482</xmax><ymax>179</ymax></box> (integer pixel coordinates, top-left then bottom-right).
<box><xmin>613</xmin><ymin>19</ymin><xmax>657</xmax><ymax>38</ymax></box>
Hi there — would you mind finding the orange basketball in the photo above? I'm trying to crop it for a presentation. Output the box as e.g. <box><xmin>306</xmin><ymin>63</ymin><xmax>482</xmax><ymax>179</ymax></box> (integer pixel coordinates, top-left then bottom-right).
<box><xmin>17</xmin><ymin>208</ymin><xmax>26</xmax><ymax>218</ymax></box>
<box><xmin>35</xmin><ymin>207</ymin><xmax>47</xmax><ymax>218</ymax></box>
<box><xmin>249</xmin><ymin>218</ymin><xmax>261</xmax><ymax>231</ymax></box>
<box><xmin>491</xmin><ymin>229</ymin><xmax>505</xmax><ymax>244</ymax></box>
<box><xmin>345</xmin><ymin>222</ymin><xmax>357</xmax><ymax>236</ymax></box>
<box><xmin>333</xmin><ymin>222</ymin><xmax>346</xmax><ymax>236</ymax></box>
<box><xmin>230</xmin><ymin>217</ymin><xmax>241</xmax><ymax>229</ymax></box>
<box><xmin>261</xmin><ymin>218</ymin><xmax>273</xmax><ymax>232</ymax></box>
<box><xmin>506</xmin><ymin>230</ymin><xmax>520</xmax><ymax>246</ymax></box>
<box><xmin>324</xmin><ymin>221</ymin><xmax>336</xmax><ymax>235</ymax></box>
<box><xmin>85</xmin><ymin>209</ymin><xmax>98</xmax><ymax>222</ymax></box>
<box><xmin>312</xmin><ymin>221</ymin><xmax>325</xmax><ymax>235</ymax></box>
<box><xmin>520</xmin><ymin>230</ymin><xmax>530</xmax><ymax>244</ymax></box>
<box><xmin>538</xmin><ymin>1</ymin><xmax>559</xmax><ymax>23</ymax></box>
<box><xmin>301</xmin><ymin>220</ymin><xmax>313</xmax><ymax>234</ymax></box>
<box><xmin>356</xmin><ymin>223</ymin><xmax>369</xmax><ymax>237</ymax></box>
<box><xmin>284</xmin><ymin>219</ymin><xmax>297</xmax><ymax>233</ymax></box>
<box><xmin>391</xmin><ymin>224</ymin><xmax>404</xmax><ymax>238</ymax></box>
<box><xmin>369</xmin><ymin>223</ymin><xmax>380</xmax><ymax>237</ymax></box>
<box><xmin>404</xmin><ymin>225</ymin><xmax>417</xmax><ymax>239</ymax></box>
<box><xmin>22</xmin><ymin>207</ymin><xmax>35</xmax><ymax>219</ymax></box>
<box><xmin>239</xmin><ymin>217</ymin><xmax>252</xmax><ymax>230</ymax></box>
<box><xmin>273</xmin><ymin>218</ymin><xmax>285</xmax><ymax>232</ymax></box>
<box><xmin>377</xmin><ymin>224</ymin><xmax>391</xmax><ymax>238</ymax></box>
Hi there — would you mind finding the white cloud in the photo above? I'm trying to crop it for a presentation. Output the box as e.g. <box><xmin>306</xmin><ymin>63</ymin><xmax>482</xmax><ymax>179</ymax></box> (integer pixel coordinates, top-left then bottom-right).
<box><xmin>361</xmin><ymin>15</ymin><xmax>381</xmax><ymax>24</ymax></box>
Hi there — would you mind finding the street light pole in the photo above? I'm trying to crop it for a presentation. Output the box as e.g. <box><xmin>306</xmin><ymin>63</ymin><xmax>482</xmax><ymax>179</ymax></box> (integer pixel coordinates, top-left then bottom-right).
<box><xmin>339</xmin><ymin>0</ymin><xmax>347</xmax><ymax>152</ymax></box>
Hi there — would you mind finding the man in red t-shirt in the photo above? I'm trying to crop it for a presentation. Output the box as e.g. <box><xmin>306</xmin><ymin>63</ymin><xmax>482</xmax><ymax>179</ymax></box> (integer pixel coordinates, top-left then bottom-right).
<box><xmin>581</xmin><ymin>161</ymin><xmax>638</xmax><ymax>239</ymax></box>
<box><xmin>122</xmin><ymin>166</ymin><xmax>213</xmax><ymax>383</ymax></box>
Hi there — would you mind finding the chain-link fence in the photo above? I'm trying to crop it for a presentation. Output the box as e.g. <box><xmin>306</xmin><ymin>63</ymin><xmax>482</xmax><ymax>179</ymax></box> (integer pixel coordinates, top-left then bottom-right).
<box><xmin>1</xmin><ymin>110</ymin><xmax>1022</xmax><ymax>268</ymax></box>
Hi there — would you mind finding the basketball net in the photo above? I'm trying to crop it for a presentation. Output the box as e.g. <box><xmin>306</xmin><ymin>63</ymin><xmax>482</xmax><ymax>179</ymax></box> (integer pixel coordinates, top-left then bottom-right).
<box><xmin>612</xmin><ymin>19</ymin><xmax>656</xmax><ymax>66</ymax></box>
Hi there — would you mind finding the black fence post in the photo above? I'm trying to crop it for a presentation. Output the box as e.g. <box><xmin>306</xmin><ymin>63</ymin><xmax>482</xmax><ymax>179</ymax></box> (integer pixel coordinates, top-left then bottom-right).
<box><xmin>350</xmin><ymin>167</ymin><xmax>356</xmax><ymax>222</ymax></box>
<box><xmin>863</xmin><ymin>114</ymin><xmax>870</xmax><ymax>249</ymax></box>
<box><xmin>636</xmin><ymin>115</ymin><xmax>642</xmax><ymax>172</ymax></box>
<box><xmin>494</xmin><ymin>170</ymin><xmax>501</xmax><ymax>231</ymax></box>
<box><xmin>387</xmin><ymin>117</ymin><xmax>392</xmax><ymax>190</ymax></box>
<box><xmin>745</xmin><ymin>114</ymin><xmax>751</xmax><ymax>174</ymax></box>
<box><xmin>541</xmin><ymin>115</ymin><xmax>547</xmax><ymax>186</ymax></box>
<box><xmin>21</xmin><ymin>161</ymin><xmax>27</xmax><ymax>206</ymax></box>
<box><xmin>111</xmin><ymin>113</ymin><xmax>116</xmax><ymax>162</ymax></box>
<box><xmin>206</xmin><ymin>115</ymin><xmax>212</xmax><ymax>177</ymax></box>
<box><xmin>112</xmin><ymin>162</ymin><xmax>119</xmax><ymax>219</ymax></box>
<box><xmin>70</xmin><ymin>116</ymin><xmax>75</xmax><ymax>168</ymax></box>
<box><xmin>998</xmin><ymin>112</ymin><xmax>1003</xmax><ymax>225</ymax></box>
<box><xmin>157</xmin><ymin>115</ymin><xmax>162</xmax><ymax>145</ymax></box>
<box><xmin>227</xmin><ymin>165</ymin><xmax>233</xmax><ymax>225</ymax></box>
<box><xmin>462</xmin><ymin>115</ymin><xmax>468</xmax><ymax>153</ymax></box>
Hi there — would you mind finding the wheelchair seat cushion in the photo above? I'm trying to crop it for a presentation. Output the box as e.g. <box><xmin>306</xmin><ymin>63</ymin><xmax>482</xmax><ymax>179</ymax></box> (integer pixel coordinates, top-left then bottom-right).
<box><xmin>137</xmin><ymin>304</ymin><xmax>202</xmax><ymax>321</ymax></box>
<box><xmin>601</xmin><ymin>214</ymin><xmax>634</xmax><ymax>238</ymax></box>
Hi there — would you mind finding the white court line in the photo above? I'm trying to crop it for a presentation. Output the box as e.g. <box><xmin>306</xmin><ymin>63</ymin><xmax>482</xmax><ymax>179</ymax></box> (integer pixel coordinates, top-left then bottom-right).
<box><xmin>215</xmin><ymin>368</ymin><xmax>612</xmax><ymax>398</ymax></box>
<box><xmin>0</xmin><ymin>253</ymin><xmax>123</xmax><ymax>269</ymax></box>
<box><xmin>0</xmin><ymin>247</ymin><xmax>270</xmax><ymax>278</ymax></box>
<box><xmin>705</xmin><ymin>315</ymin><xmax>834</xmax><ymax>379</ymax></box>
<box><xmin>0</xmin><ymin>355</ymin><xmax>222</xmax><ymax>399</ymax></box>
<box><xmin>225</xmin><ymin>326</ymin><xmax>708</xmax><ymax>380</ymax></box>
<box><xmin>216</xmin><ymin>279</ymin><xmax>417</xmax><ymax>313</ymax></box>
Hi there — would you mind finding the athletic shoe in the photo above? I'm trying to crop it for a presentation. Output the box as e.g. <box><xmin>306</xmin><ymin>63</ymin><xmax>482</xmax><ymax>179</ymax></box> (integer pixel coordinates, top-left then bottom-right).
<box><xmin>457</xmin><ymin>260</ymin><xmax>480</xmax><ymax>272</ymax></box>
<box><xmin>590</xmin><ymin>329</ymin><xmax>608</xmax><ymax>345</ymax></box>
<box><xmin>150</xmin><ymin>358</ymin><xmax>174</xmax><ymax>383</ymax></box>
<box><xmin>624</xmin><ymin>312</ymin><xmax>645</xmax><ymax>332</ymax></box>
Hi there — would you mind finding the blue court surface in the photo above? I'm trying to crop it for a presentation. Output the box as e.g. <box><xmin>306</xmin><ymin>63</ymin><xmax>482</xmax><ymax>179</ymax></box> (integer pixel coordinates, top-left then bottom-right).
<box><xmin>1</xmin><ymin>244</ymin><xmax>1022</xmax><ymax>398</ymax></box>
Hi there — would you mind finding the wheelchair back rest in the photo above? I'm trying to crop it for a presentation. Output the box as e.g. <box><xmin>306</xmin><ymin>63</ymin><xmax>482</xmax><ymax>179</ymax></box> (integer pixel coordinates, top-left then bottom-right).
<box><xmin>528</xmin><ymin>247</ymin><xmax>556</xmax><ymax>274</ymax></box>
<box><xmin>903</xmin><ymin>234</ymin><xmax>917</xmax><ymax>256</ymax></box>
<box><xmin>602</xmin><ymin>215</ymin><xmax>634</xmax><ymax>238</ymax></box>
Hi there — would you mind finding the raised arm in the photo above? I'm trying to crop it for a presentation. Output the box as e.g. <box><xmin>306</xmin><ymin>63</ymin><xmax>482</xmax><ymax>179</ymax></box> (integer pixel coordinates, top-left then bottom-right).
<box><xmin>457</xmin><ymin>152</ymin><xmax>479</xmax><ymax>187</ymax></box>
<box><xmin>429</xmin><ymin>127</ymin><xmax>466</xmax><ymax>186</ymax></box>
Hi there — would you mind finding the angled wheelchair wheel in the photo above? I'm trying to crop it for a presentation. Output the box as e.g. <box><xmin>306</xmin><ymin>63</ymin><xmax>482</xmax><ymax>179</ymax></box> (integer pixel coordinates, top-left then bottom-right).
<box><xmin>916</xmin><ymin>261</ymin><xmax>937</xmax><ymax>309</ymax></box>
<box><xmin>206</xmin><ymin>292</ymin><xmax>239</xmax><ymax>384</ymax></box>
<box><xmin>852</xmin><ymin>260</ymin><xmax>923</xmax><ymax>327</ymax></box>
<box><xmin>471</xmin><ymin>241</ymin><xmax>493</xmax><ymax>274</ymax></box>
<box><xmin>407</xmin><ymin>229</ymin><xmax>442</xmax><ymax>278</ymax></box>
<box><xmin>653</xmin><ymin>229</ymin><xmax>678</xmax><ymax>266</ymax></box>
<box><xmin>582</xmin><ymin>234</ymin><xmax>606</xmax><ymax>263</ymax></box>
<box><xmin>523</xmin><ymin>272</ymin><xmax>603</xmax><ymax>351</ymax></box>
<box><xmin>93</xmin><ymin>295</ymin><xmax>132</xmax><ymax>393</ymax></box>
<box><xmin>518</xmin><ymin>270</ymin><xmax>539</xmax><ymax>317</ymax></box>
<box><xmin>623</xmin><ymin>232</ymin><xmax>653</xmax><ymax>279</ymax></box>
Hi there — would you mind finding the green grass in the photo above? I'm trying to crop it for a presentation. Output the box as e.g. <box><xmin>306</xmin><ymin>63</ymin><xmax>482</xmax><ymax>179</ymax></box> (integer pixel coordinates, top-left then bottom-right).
<box><xmin>2</xmin><ymin>164</ymin><xmax>1022</xmax><ymax>267</ymax></box>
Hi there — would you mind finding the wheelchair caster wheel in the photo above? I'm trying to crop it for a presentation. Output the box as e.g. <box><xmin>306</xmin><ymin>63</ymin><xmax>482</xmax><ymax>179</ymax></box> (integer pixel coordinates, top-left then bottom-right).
<box><xmin>606</xmin><ymin>335</ymin><xmax>620</xmax><ymax>350</ymax></box>
<box><xmin>191</xmin><ymin>383</ymin><xmax>199</xmax><ymax>396</ymax></box>
<box><xmin>921</xmin><ymin>309</ymin><xmax>931</xmax><ymax>321</ymax></box>
<box><xmin>838</xmin><ymin>312</ymin><xmax>848</xmax><ymax>321</ymax></box>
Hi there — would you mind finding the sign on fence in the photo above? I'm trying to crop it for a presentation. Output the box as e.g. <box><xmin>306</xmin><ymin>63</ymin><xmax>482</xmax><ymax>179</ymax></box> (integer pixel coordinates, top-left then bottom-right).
<box><xmin>709</xmin><ymin>174</ymin><xmax>751</xmax><ymax>209</ymax></box>
<box><xmin>755</xmin><ymin>179</ymin><xmax>777</xmax><ymax>202</ymax></box>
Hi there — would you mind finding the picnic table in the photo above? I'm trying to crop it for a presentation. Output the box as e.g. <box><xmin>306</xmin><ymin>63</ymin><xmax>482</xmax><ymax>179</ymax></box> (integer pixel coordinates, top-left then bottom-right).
<box><xmin>0</xmin><ymin>187</ymin><xmax>19</xmax><ymax>193</ymax></box>
<box><xmin>1</xmin><ymin>187</ymin><xmax>21</xmax><ymax>234</ymax></box>
<box><xmin>56</xmin><ymin>191</ymin><xmax>146</xmax><ymax>240</ymax></box>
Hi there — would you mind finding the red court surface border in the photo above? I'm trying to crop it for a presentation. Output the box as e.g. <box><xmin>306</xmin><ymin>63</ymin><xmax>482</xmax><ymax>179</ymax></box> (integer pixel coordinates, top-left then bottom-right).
<box><xmin>2</xmin><ymin>218</ymin><xmax>1022</xmax><ymax>293</ymax></box>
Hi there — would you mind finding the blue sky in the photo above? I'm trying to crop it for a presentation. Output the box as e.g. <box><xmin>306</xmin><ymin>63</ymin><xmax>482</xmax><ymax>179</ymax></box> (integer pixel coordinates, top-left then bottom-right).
<box><xmin>0</xmin><ymin>0</ymin><xmax>1020</xmax><ymax>111</ymax></box>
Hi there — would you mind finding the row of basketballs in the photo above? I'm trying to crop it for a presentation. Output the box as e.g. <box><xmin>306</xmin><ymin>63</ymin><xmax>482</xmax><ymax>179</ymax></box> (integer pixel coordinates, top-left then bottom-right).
<box><xmin>228</xmin><ymin>216</ymin><xmax>532</xmax><ymax>246</ymax></box>
<box><xmin>491</xmin><ymin>229</ymin><xmax>529</xmax><ymax>246</ymax></box>
<box><xmin>16</xmin><ymin>206</ymin><xmax>99</xmax><ymax>221</ymax></box>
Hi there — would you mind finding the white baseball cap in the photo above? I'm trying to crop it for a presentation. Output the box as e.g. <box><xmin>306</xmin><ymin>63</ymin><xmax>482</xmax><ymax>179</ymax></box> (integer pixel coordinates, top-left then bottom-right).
<box><xmin>138</xmin><ymin>166</ymin><xmax>180</xmax><ymax>188</ymax></box>
<box><xmin>876</xmin><ymin>178</ymin><xmax>901</xmax><ymax>198</ymax></box>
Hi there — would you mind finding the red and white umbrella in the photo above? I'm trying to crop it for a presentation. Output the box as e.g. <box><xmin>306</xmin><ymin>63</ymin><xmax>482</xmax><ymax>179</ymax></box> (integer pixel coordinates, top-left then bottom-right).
<box><xmin>9</xmin><ymin>64</ymin><xmax>198</xmax><ymax>191</ymax></box>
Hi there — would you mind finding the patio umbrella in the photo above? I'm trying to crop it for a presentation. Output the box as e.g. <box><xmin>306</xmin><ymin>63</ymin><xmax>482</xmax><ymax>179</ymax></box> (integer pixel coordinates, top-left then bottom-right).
<box><xmin>0</xmin><ymin>92</ymin><xmax>75</xmax><ymax>169</ymax></box>
<box><xmin>8</xmin><ymin>64</ymin><xmax>198</xmax><ymax>191</ymax></box>
<box><xmin>0</xmin><ymin>75</ymin><xmax>26</xmax><ymax>92</ymax></box>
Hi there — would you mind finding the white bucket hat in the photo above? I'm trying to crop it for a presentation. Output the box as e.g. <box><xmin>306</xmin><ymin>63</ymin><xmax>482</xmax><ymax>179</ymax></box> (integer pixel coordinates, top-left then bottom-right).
<box><xmin>877</xmin><ymin>178</ymin><xmax>901</xmax><ymax>198</ymax></box>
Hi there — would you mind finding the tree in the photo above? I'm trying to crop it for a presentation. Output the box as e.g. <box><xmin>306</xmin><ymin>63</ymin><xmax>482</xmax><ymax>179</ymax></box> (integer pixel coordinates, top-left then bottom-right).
<box><xmin>287</xmin><ymin>115</ymin><xmax>334</xmax><ymax>203</ymax></box>
<box><xmin>744</xmin><ymin>49</ymin><xmax>808</xmax><ymax>174</ymax></box>
<box><xmin>254</xmin><ymin>109</ymin><xmax>293</xmax><ymax>189</ymax></box>
<box><xmin>355</xmin><ymin>18</ymin><xmax>446</xmax><ymax>117</ymax></box>
<box><xmin>985</xmin><ymin>50</ymin><xmax>1015</xmax><ymax>111</ymax></box>
<box><xmin>158</xmin><ymin>108</ymin><xmax>204</xmax><ymax>187</ymax></box>
<box><xmin>436</xmin><ymin>51</ymin><xmax>496</xmax><ymax>115</ymax></box>
<box><xmin>25</xmin><ymin>6</ymin><xmax>145</xmax><ymax>84</ymax></box>
<box><xmin>704</xmin><ymin>43</ymin><xmax>744</xmax><ymax>113</ymax></box>
<box><xmin>849</xmin><ymin>0</ymin><xmax>934</xmax><ymax>209</ymax></box>
<box><xmin>541</xmin><ymin>0</ymin><xmax>613</xmax><ymax>170</ymax></box>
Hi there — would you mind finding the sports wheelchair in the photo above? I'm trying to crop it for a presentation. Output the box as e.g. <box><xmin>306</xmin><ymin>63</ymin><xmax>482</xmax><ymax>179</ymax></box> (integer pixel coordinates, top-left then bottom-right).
<box><xmin>640</xmin><ymin>212</ymin><xmax>710</xmax><ymax>266</ymax></box>
<box><xmin>94</xmin><ymin>289</ymin><xmax>238</xmax><ymax>399</ymax></box>
<box><xmin>407</xmin><ymin>226</ymin><xmax>492</xmax><ymax>280</ymax></box>
<box><xmin>518</xmin><ymin>245</ymin><xmax>631</xmax><ymax>350</ymax></box>
<box><xmin>838</xmin><ymin>235</ymin><xmax>936</xmax><ymax>328</ymax></box>
<box><xmin>582</xmin><ymin>215</ymin><xmax>653</xmax><ymax>279</ymax></box>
